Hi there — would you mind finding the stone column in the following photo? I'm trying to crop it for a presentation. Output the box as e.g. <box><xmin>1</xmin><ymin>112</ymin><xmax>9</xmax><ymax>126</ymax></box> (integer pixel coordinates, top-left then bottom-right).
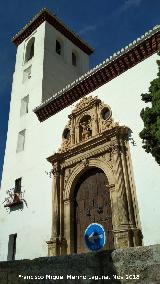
<box><xmin>108</xmin><ymin>184</ymin><xmax>118</xmax><ymax>228</ymax></box>
<box><xmin>69</xmin><ymin>197</ymin><xmax>75</xmax><ymax>254</ymax></box>
<box><xmin>120</xmin><ymin>139</ymin><xmax>136</xmax><ymax>226</ymax></box>
<box><xmin>70</xmin><ymin>116</ymin><xmax>75</xmax><ymax>146</ymax></box>
<box><xmin>120</xmin><ymin>138</ymin><xmax>143</xmax><ymax>246</ymax></box>
<box><xmin>92</xmin><ymin>104</ymin><xmax>99</xmax><ymax>136</ymax></box>
<box><xmin>47</xmin><ymin>164</ymin><xmax>61</xmax><ymax>256</ymax></box>
<box><xmin>59</xmin><ymin>170</ymin><xmax>67</xmax><ymax>255</ymax></box>
<box><xmin>74</xmin><ymin>123</ymin><xmax>79</xmax><ymax>144</ymax></box>
<box><xmin>64</xmin><ymin>199</ymin><xmax>71</xmax><ymax>254</ymax></box>
<box><xmin>111</xmin><ymin>140</ymin><xmax>132</xmax><ymax>249</ymax></box>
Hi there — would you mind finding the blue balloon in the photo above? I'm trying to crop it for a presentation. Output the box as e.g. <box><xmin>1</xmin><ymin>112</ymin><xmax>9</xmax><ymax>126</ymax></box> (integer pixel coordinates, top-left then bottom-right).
<box><xmin>84</xmin><ymin>223</ymin><xmax>106</xmax><ymax>251</ymax></box>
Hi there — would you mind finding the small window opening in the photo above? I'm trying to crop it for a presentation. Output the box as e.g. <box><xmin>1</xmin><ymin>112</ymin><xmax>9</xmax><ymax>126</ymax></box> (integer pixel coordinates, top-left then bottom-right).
<box><xmin>16</xmin><ymin>129</ymin><xmax>26</xmax><ymax>152</ymax></box>
<box><xmin>25</xmin><ymin>37</ymin><xmax>35</xmax><ymax>62</ymax></box>
<box><xmin>72</xmin><ymin>52</ymin><xmax>77</xmax><ymax>66</ymax></box>
<box><xmin>29</xmin><ymin>42</ymin><xmax>34</xmax><ymax>60</ymax></box>
<box><xmin>14</xmin><ymin>178</ymin><xmax>22</xmax><ymax>194</ymax></box>
<box><xmin>7</xmin><ymin>234</ymin><xmax>17</xmax><ymax>261</ymax></box>
<box><xmin>56</xmin><ymin>40</ymin><xmax>61</xmax><ymax>55</ymax></box>
<box><xmin>23</xmin><ymin>66</ymin><xmax>31</xmax><ymax>82</ymax></box>
<box><xmin>20</xmin><ymin>95</ymin><xmax>29</xmax><ymax>116</ymax></box>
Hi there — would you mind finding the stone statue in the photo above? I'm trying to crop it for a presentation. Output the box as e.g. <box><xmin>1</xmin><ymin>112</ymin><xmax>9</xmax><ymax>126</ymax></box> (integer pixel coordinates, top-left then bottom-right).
<box><xmin>80</xmin><ymin>120</ymin><xmax>91</xmax><ymax>141</ymax></box>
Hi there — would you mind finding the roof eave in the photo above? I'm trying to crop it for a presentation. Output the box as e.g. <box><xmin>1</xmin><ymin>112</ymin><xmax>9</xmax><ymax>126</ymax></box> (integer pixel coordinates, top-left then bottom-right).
<box><xmin>12</xmin><ymin>8</ymin><xmax>94</xmax><ymax>55</ymax></box>
<box><xmin>34</xmin><ymin>26</ymin><xmax>160</xmax><ymax>122</ymax></box>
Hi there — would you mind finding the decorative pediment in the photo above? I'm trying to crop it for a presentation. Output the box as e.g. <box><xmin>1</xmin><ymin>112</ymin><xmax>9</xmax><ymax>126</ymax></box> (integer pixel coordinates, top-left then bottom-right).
<box><xmin>59</xmin><ymin>96</ymin><xmax>119</xmax><ymax>153</ymax></box>
<box><xmin>71</xmin><ymin>96</ymin><xmax>98</xmax><ymax>114</ymax></box>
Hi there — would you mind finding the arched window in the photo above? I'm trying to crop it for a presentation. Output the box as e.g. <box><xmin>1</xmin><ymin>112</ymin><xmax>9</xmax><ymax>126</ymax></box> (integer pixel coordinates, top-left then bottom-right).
<box><xmin>72</xmin><ymin>52</ymin><xmax>77</xmax><ymax>66</ymax></box>
<box><xmin>56</xmin><ymin>40</ymin><xmax>62</xmax><ymax>55</ymax></box>
<box><xmin>25</xmin><ymin>37</ymin><xmax>35</xmax><ymax>62</ymax></box>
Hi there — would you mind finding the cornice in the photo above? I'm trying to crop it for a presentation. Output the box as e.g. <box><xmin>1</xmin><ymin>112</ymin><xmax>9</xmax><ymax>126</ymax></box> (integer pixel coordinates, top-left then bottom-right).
<box><xmin>47</xmin><ymin>125</ymin><xmax>129</xmax><ymax>166</ymax></box>
<box><xmin>12</xmin><ymin>8</ymin><xmax>93</xmax><ymax>55</ymax></box>
<box><xmin>34</xmin><ymin>25</ymin><xmax>160</xmax><ymax>122</ymax></box>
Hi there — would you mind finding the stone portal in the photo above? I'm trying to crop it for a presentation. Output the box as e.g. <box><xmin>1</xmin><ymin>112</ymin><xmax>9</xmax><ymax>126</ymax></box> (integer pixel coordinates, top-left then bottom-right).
<box><xmin>47</xmin><ymin>96</ymin><xmax>143</xmax><ymax>256</ymax></box>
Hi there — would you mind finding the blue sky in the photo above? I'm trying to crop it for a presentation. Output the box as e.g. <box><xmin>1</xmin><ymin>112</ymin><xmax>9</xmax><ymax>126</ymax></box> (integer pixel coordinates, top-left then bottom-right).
<box><xmin>0</xmin><ymin>0</ymin><xmax>160</xmax><ymax>184</ymax></box>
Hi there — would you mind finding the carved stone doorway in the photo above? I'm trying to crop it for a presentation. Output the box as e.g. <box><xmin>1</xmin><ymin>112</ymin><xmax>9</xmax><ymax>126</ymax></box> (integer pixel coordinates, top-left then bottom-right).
<box><xmin>74</xmin><ymin>167</ymin><xmax>114</xmax><ymax>253</ymax></box>
<box><xmin>46</xmin><ymin>96</ymin><xmax>143</xmax><ymax>256</ymax></box>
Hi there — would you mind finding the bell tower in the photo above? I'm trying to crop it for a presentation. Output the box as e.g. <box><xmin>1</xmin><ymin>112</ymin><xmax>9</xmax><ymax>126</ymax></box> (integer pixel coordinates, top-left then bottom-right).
<box><xmin>12</xmin><ymin>8</ymin><xmax>93</xmax><ymax>104</ymax></box>
<box><xmin>0</xmin><ymin>8</ymin><xmax>93</xmax><ymax>260</ymax></box>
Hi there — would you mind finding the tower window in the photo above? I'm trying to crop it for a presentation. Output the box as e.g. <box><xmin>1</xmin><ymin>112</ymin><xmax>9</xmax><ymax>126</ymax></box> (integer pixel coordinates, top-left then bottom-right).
<box><xmin>23</xmin><ymin>66</ymin><xmax>31</xmax><ymax>82</ymax></box>
<box><xmin>72</xmin><ymin>52</ymin><xmax>77</xmax><ymax>66</ymax></box>
<box><xmin>25</xmin><ymin>37</ymin><xmax>35</xmax><ymax>62</ymax></box>
<box><xmin>29</xmin><ymin>42</ymin><xmax>34</xmax><ymax>59</ymax></box>
<box><xmin>16</xmin><ymin>129</ymin><xmax>26</xmax><ymax>152</ymax></box>
<box><xmin>7</xmin><ymin>234</ymin><xmax>17</xmax><ymax>261</ymax></box>
<box><xmin>20</xmin><ymin>95</ymin><xmax>29</xmax><ymax>116</ymax></box>
<box><xmin>56</xmin><ymin>40</ymin><xmax>62</xmax><ymax>55</ymax></box>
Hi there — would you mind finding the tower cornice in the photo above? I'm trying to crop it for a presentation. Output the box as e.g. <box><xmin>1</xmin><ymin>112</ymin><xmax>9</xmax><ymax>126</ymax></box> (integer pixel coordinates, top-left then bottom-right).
<box><xmin>12</xmin><ymin>8</ymin><xmax>93</xmax><ymax>55</ymax></box>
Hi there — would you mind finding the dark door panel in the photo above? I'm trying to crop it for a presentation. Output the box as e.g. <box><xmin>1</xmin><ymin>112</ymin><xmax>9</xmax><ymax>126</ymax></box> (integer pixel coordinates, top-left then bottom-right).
<box><xmin>74</xmin><ymin>168</ymin><xmax>114</xmax><ymax>253</ymax></box>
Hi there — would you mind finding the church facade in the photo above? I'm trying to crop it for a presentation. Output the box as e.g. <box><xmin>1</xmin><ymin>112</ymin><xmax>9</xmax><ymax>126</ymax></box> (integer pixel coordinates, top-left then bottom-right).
<box><xmin>0</xmin><ymin>8</ymin><xmax>160</xmax><ymax>260</ymax></box>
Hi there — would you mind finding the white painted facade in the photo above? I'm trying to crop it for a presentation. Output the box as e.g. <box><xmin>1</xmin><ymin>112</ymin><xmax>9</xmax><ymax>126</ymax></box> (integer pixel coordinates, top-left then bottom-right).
<box><xmin>0</xmin><ymin>19</ymin><xmax>90</xmax><ymax>260</ymax></box>
<box><xmin>42</xmin><ymin>22</ymin><xmax>89</xmax><ymax>101</ymax></box>
<box><xmin>0</xmin><ymin>15</ymin><xmax>160</xmax><ymax>261</ymax></box>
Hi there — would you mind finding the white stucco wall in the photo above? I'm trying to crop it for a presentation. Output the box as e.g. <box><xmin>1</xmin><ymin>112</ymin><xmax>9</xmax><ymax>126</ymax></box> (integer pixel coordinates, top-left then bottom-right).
<box><xmin>88</xmin><ymin>53</ymin><xmax>160</xmax><ymax>246</ymax></box>
<box><xmin>42</xmin><ymin>22</ymin><xmax>89</xmax><ymax>102</ymax></box>
<box><xmin>0</xmin><ymin>21</ymin><xmax>49</xmax><ymax>261</ymax></box>
<box><xmin>0</xmin><ymin>24</ymin><xmax>160</xmax><ymax>261</ymax></box>
<box><xmin>0</xmin><ymin>20</ymin><xmax>90</xmax><ymax>261</ymax></box>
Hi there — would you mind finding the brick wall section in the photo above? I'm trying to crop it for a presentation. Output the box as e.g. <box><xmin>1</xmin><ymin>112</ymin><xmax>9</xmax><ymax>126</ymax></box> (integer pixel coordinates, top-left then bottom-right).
<box><xmin>0</xmin><ymin>244</ymin><xmax>160</xmax><ymax>284</ymax></box>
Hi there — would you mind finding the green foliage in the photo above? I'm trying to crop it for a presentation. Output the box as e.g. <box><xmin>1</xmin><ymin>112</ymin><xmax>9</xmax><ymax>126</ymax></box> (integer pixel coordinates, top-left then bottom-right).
<box><xmin>139</xmin><ymin>51</ymin><xmax>160</xmax><ymax>165</ymax></box>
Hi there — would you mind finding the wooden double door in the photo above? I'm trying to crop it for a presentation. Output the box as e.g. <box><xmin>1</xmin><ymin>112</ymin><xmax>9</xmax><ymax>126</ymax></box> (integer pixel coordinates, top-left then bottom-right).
<box><xmin>74</xmin><ymin>168</ymin><xmax>114</xmax><ymax>253</ymax></box>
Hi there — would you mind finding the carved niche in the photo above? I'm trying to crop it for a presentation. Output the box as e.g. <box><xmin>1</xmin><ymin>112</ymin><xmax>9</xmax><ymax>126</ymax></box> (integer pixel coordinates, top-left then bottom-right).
<box><xmin>46</xmin><ymin>96</ymin><xmax>143</xmax><ymax>256</ymax></box>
